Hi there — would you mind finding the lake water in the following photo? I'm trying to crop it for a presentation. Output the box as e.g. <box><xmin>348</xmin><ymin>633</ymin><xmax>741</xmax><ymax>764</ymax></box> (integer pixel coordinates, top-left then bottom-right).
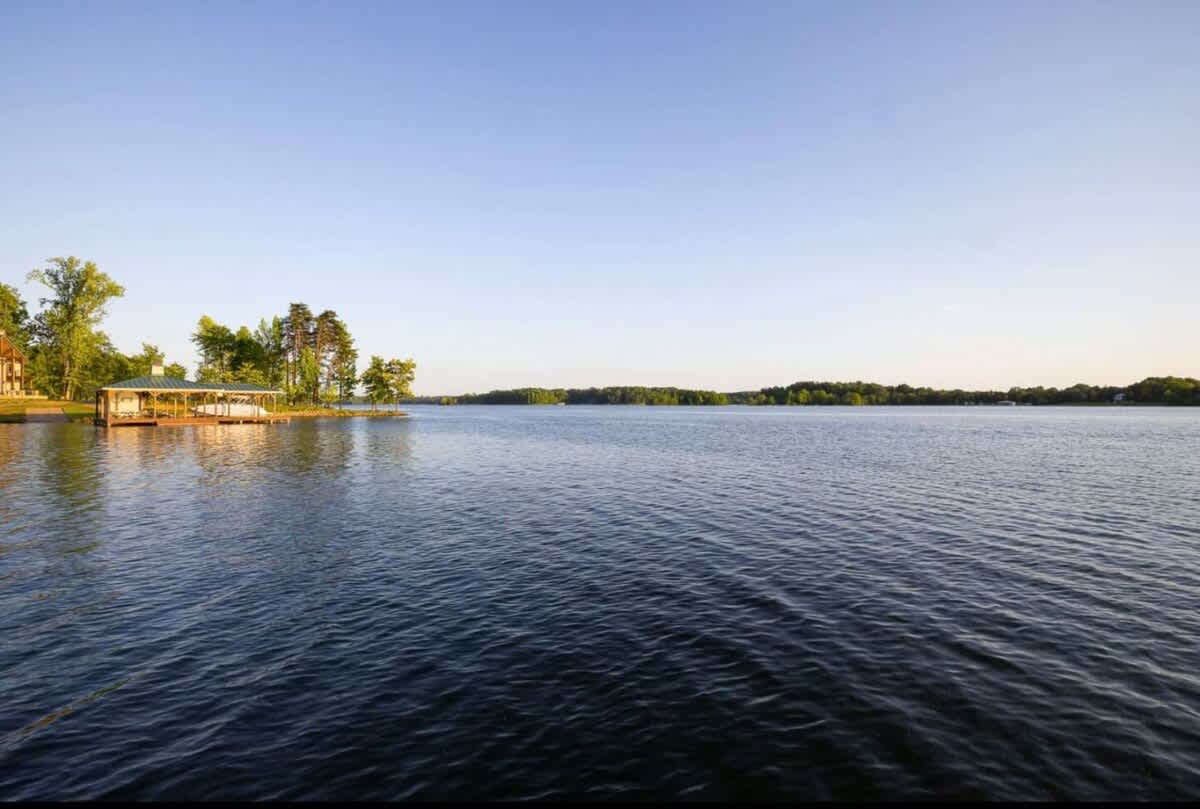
<box><xmin>2</xmin><ymin>406</ymin><xmax>1199</xmax><ymax>799</ymax></box>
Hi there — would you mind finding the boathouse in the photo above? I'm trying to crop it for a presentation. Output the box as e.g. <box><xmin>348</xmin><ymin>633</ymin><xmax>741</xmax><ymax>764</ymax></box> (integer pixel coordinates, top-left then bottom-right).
<box><xmin>95</xmin><ymin>366</ymin><xmax>288</xmax><ymax>427</ymax></box>
<box><xmin>0</xmin><ymin>331</ymin><xmax>29</xmax><ymax>396</ymax></box>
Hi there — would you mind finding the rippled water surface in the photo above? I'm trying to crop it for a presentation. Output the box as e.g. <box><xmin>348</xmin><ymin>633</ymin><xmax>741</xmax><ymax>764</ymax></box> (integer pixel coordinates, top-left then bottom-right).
<box><xmin>2</xmin><ymin>406</ymin><xmax>1199</xmax><ymax>799</ymax></box>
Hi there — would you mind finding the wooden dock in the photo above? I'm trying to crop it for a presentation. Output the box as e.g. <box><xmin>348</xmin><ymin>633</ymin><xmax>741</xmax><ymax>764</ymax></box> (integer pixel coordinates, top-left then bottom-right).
<box><xmin>96</xmin><ymin>415</ymin><xmax>291</xmax><ymax>427</ymax></box>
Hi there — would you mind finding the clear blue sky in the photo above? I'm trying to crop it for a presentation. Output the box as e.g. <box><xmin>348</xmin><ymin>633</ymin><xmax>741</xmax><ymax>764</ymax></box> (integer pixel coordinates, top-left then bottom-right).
<box><xmin>2</xmin><ymin>1</ymin><xmax>1197</xmax><ymax>394</ymax></box>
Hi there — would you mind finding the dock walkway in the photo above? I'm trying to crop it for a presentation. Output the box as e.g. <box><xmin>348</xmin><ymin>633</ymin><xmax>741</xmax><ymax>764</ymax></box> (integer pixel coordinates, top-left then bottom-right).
<box><xmin>97</xmin><ymin>415</ymin><xmax>290</xmax><ymax>427</ymax></box>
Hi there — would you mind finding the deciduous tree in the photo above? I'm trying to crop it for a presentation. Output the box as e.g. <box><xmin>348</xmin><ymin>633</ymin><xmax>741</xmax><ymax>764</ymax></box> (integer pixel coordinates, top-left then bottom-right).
<box><xmin>361</xmin><ymin>355</ymin><xmax>390</xmax><ymax>411</ymax></box>
<box><xmin>27</xmin><ymin>257</ymin><xmax>125</xmax><ymax>400</ymax></box>
<box><xmin>385</xmin><ymin>358</ymin><xmax>416</xmax><ymax>412</ymax></box>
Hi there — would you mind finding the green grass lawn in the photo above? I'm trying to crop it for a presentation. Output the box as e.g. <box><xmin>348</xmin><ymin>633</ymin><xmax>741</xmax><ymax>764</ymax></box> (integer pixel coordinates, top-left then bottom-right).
<box><xmin>0</xmin><ymin>399</ymin><xmax>96</xmax><ymax>423</ymax></box>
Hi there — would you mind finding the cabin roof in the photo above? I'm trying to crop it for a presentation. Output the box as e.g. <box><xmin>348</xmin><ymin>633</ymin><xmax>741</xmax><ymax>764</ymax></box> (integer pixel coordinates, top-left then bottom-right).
<box><xmin>100</xmin><ymin>375</ymin><xmax>281</xmax><ymax>394</ymax></box>
<box><xmin>0</xmin><ymin>331</ymin><xmax>27</xmax><ymax>361</ymax></box>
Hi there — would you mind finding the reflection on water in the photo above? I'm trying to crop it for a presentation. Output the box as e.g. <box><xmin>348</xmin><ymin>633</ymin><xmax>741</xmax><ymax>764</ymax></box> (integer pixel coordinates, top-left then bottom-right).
<box><xmin>1</xmin><ymin>409</ymin><xmax>1199</xmax><ymax>800</ymax></box>
<box><xmin>26</xmin><ymin>423</ymin><xmax>103</xmax><ymax>522</ymax></box>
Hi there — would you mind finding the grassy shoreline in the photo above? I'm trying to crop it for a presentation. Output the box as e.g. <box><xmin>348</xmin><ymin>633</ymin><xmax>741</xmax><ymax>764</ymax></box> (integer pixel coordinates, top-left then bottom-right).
<box><xmin>276</xmin><ymin>408</ymin><xmax>407</xmax><ymax>418</ymax></box>
<box><xmin>0</xmin><ymin>399</ymin><xmax>406</xmax><ymax>423</ymax></box>
<box><xmin>0</xmin><ymin>400</ymin><xmax>95</xmax><ymax>423</ymax></box>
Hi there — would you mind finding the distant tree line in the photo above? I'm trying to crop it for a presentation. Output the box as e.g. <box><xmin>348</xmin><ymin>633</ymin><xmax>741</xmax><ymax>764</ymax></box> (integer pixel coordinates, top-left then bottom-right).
<box><xmin>726</xmin><ymin>379</ymin><xmax>1200</xmax><ymax>406</ymax></box>
<box><xmin>440</xmin><ymin>386</ymin><xmax>730</xmax><ymax>406</ymax></box>
<box><xmin>422</xmin><ymin>378</ymin><xmax>1200</xmax><ymax>407</ymax></box>
<box><xmin>1121</xmin><ymin>378</ymin><xmax>1200</xmax><ymax>405</ymax></box>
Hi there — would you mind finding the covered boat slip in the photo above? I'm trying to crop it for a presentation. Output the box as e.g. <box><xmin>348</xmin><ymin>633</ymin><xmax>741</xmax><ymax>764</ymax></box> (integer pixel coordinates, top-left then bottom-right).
<box><xmin>95</xmin><ymin>372</ymin><xmax>289</xmax><ymax>427</ymax></box>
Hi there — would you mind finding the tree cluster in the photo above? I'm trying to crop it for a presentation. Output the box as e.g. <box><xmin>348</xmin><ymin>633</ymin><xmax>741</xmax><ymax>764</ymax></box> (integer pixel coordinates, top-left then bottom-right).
<box><xmin>192</xmin><ymin>303</ymin><xmax>360</xmax><ymax>406</ymax></box>
<box><xmin>360</xmin><ymin>356</ymin><xmax>417</xmax><ymax>411</ymax></box>
<box><xmin>4</xmin><ymin>261</ymin><xmax>415</xmax><ymax>405</ymax></box>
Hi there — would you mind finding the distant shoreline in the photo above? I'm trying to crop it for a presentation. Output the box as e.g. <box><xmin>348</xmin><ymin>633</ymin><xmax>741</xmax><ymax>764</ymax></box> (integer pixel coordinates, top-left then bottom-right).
<box><xmin>407</xmin><ymin>401</ymin><xmax>1175</xmax><ymax>408</ymax></box>
<box><xmin>398</xmin><ymin>377</ymin><xmax>1199</xmax><ymax>408</ymax></box>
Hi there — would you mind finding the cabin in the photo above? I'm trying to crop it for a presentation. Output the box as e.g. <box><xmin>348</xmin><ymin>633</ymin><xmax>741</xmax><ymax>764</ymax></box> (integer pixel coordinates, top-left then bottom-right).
<box><xmin>0</xmin><ymin>331</ymin><xmax>29</xmax><ymax>396</ymax></box>
<box><xmin>95</xmin><ymin>365</ymin><xmax>289</xmax><ymax>427</ymax></box>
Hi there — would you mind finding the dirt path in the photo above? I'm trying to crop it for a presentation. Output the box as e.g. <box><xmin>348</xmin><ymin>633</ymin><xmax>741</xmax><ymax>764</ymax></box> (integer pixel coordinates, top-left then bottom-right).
<box><xmin>25</xmin><ymin>408</ymin><xmax>69</xmax><ymax>423</ymax></box>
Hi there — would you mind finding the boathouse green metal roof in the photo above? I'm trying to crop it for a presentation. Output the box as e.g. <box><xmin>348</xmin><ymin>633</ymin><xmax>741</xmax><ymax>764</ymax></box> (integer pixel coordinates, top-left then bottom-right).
<box><xmin>100</xmin><ymin>375</ymin><xmax>281</xmax><ymax>394</ymax></box>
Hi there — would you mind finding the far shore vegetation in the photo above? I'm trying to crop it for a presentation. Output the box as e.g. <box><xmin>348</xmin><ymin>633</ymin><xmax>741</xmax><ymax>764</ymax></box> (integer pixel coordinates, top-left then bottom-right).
<box><xmin>414</xmin><ymin>376</ymin><xmax>1199</xmax><ymax>407</ymax></box>
<box><xmin>3</xmin><ymin>256</ymin><xmax>416</xmax><ymax>414</ymax></box>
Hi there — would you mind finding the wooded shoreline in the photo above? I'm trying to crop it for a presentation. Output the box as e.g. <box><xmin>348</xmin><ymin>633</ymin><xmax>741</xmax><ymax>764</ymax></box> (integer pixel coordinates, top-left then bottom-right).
<box><xmin>3</xmin><ymin>257</ymin><xmax>416</xmax><ymax>411</ymax></box>
<box><xmin>404</xmin><ymin>377</ymin><xmax>1200</xmax><ymax>407</ymax></box>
